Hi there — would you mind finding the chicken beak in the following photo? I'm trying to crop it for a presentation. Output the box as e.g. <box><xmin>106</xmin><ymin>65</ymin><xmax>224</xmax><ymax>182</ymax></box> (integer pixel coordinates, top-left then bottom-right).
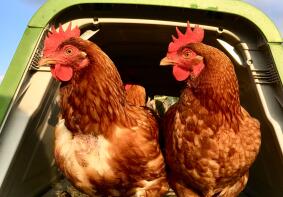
<box><xmin>38</xmin><ymin>58</ymin><xmax>56</xmax><ymax>67</ymax></box>
<box><xmin>160</xmin><ymin>57</ymin><xmax>175</xmax><ymax>66</ymax></box>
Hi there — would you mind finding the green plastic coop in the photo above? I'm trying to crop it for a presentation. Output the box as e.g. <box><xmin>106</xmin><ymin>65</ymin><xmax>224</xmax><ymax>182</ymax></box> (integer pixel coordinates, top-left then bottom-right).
<box><xmin>0</xmin><ymin>0</ymin><xmax>283</xmax><ymax>196</ymax></box>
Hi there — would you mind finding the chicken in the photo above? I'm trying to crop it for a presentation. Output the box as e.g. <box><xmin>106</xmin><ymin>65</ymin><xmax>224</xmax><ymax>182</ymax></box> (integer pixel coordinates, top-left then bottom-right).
<box><xmin>159</xmin><ymin>21</ymin><xmax>261</xmax><ymax>197</ymax></box>
<box><xmin>38</xmin><ymin>23</ymin><xmax>169</xmax><ymax>196</ymax></box>
<box><xmin>125</xmin><ymin>84</ymin><xmax>146</xmax><ymax>106</ymax></box>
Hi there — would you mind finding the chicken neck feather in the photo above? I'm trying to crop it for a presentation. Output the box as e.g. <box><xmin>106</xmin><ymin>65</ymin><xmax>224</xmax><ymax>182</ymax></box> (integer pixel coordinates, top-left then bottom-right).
<box><xmin>184</xmin><ymin>43</ymin><xmax>243</xmax><ymax>131</ymax></box>
<box><xmin>59</xmin><ymin>38</ymin><xmax>135</xmax><ymax>135</ymax></box>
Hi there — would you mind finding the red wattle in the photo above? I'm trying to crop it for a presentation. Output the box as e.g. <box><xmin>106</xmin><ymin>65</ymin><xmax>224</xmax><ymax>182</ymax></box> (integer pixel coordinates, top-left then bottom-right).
<box><xmin>50</xmin><ymin>67</ymin><xmax>59</xmax><ymax>80</ymax></box>
<box><xmin>173</xmin><ymin>66</ymin><xmax>190</xmax><ymax>81</ymax></box>
<box><xmin>52</xmin><ymin>64</ymin><xmax>73</xmax><ymax>82</ymax></box>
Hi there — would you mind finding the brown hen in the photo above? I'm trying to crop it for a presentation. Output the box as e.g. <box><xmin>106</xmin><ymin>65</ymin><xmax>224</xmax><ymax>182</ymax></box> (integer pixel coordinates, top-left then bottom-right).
<box><xmin>38</xmin><ymin>24</ymin><xmax>168</xmax><ymax>196</ymax></box>
<box><xmin>125</xmin><ymin>84</ymin><xmax>146</xmax><ymax>106</ymax></box>
<box><xmin>160</xmin><ymin>21</ymin><xmax>261</xmax><ymax>197</ymax></box>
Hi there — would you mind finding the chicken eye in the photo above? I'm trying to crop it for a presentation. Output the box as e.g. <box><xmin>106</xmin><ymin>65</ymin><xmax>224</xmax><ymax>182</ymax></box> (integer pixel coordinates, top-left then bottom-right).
<box><xmin>182</xmin><ymin>49</ymin><xmax>191</xmax><ymax>59</ymax></box>
<box><xmin>65</xmin><ymin>48</ymin><xmax>73</xmax><ymax>55</ymax></box>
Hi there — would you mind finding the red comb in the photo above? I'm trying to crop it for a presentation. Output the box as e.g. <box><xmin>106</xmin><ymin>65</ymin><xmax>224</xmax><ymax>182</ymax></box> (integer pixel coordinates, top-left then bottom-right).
<box><xmin>168</xmin><ymin>21</ymin><xmax>204</xmax><ymax>52</ymax></box>
<box><xmin>43</xmin><ymin>22</ymin><xmax>80</xmax><ymax>56</ymax></box>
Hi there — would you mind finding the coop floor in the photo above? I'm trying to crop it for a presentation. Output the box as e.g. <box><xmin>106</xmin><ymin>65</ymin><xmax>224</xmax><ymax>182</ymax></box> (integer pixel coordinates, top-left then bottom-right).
<box><xmin>41</xmin><ymin>178</ymin><xmax>249</xmax><ymax>197</ymax></box>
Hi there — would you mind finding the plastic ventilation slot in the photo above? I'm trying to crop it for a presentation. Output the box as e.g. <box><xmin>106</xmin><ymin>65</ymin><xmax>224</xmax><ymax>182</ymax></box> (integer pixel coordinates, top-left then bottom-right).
<box><xmin>251</xmin><ymin>64</ymin><xmax>280</xmax><ymax>84</ymax></box>
<box><xmin>29</xmin><ymin>42</ymin><xmax>47</xmax><ymax>71</ymax></box>
<box><xmin>29</xmin><ymin>30</ymin><xmax>50</xmax><ymax>72</ymax></box>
